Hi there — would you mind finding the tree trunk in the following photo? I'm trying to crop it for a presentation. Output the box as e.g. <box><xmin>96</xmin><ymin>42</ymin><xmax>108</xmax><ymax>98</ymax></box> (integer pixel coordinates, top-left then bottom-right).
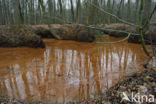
<box><xmin>76</xmin><ymin>0</ymin><xmax>81</xmax><ymax>23</ymax></box>
<box><xmin>70</xmin><ymin>0</ymin><xmax>74</xmax><ymax>23</ymax></box>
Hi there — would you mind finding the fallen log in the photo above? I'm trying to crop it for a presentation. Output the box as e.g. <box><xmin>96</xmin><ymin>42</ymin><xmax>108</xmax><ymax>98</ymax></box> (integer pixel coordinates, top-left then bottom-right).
<box><xmin>33</xmin><ymin>24</ymin><xmax>96</xmax><ymax>42</ymax></box>
<box><xmin>0</xmin><ymin>25</ymin><xmax>45</xmax><ymax>48</ymax></box>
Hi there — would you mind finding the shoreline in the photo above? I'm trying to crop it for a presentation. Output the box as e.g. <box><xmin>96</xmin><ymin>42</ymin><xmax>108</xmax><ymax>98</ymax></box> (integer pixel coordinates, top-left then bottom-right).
<box><xmin>71</xmin><ymin>68</ymin><xmax>156</xmax><ymax>104</ymax></box>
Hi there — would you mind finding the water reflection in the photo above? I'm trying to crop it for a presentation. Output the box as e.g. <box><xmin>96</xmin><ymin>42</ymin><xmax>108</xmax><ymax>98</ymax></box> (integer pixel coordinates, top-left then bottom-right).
<box><xmin>0</xmin><ymin>39</ymin><xmax>146</xmax><ymax>103</ymax></box>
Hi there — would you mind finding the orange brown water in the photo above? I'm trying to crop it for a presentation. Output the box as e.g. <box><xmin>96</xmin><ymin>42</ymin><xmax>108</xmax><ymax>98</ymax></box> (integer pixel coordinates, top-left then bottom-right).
<box><xmin>0</xmin><ymin>37</ymin><xmax>147</xmax><ymax>103</ymax></box>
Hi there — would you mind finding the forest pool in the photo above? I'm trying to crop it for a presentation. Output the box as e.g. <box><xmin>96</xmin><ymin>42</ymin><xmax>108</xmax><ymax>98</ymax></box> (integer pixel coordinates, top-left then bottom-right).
<box><xmin>0</xmin><ymin>37</ymin><xmax>148</xmax><ymax>103</ymax></box>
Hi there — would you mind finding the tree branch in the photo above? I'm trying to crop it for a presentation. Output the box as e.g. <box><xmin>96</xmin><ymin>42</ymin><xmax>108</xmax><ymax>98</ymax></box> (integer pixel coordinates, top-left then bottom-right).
<box><xmin>96</xmin><ymin>33</ymin><xmax>131</xmax><ymax>44</ymax></box>
<box><xmin>86</xmin><ymin>1</ymin><xmax>139</xmax><ymax>27</ymax></box>
<box><xmin>82</xmin><ymin>25</ymin><xmax>139</xmax><ymax>36</ymax></box>
<box><xmin>138</xmin><ymin>0</ymin><xmax>151</xmax><ymax>57</ymax></box>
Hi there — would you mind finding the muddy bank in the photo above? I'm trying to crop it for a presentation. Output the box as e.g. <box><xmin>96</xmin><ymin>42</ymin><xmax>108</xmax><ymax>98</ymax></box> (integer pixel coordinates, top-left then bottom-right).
<box><xmin>33</xmin><ymin>24</ymin><xmax>96</xmax><ymax>42</ymax></box>
<box><xmin>0</xmin><ymin>25</ymin><xmax>45</xmax><ymax>48</ymax></box>
<box><xmin>97</xmin><ymin>23</ymin><xmax>156</xmax><ymax>45</ymax></box>
<box><xmin>73</xmin><ymin>68</ymin><xmax>156</xmax><ymax>104</ymax></box>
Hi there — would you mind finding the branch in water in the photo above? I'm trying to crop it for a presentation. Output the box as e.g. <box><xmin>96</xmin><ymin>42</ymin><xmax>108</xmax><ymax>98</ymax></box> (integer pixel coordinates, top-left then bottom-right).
<box><xmin>96</xmin><ymin>33</ymin><xmax>131</xmax><ymax>44</ymax></box>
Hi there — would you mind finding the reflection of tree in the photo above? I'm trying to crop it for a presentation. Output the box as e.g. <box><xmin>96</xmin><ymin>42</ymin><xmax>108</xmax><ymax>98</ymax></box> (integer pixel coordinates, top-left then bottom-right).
<box><xmin>22</xmin><ymin>71</ymin><xmax>31</xmax><ymax>100</ymax></box>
